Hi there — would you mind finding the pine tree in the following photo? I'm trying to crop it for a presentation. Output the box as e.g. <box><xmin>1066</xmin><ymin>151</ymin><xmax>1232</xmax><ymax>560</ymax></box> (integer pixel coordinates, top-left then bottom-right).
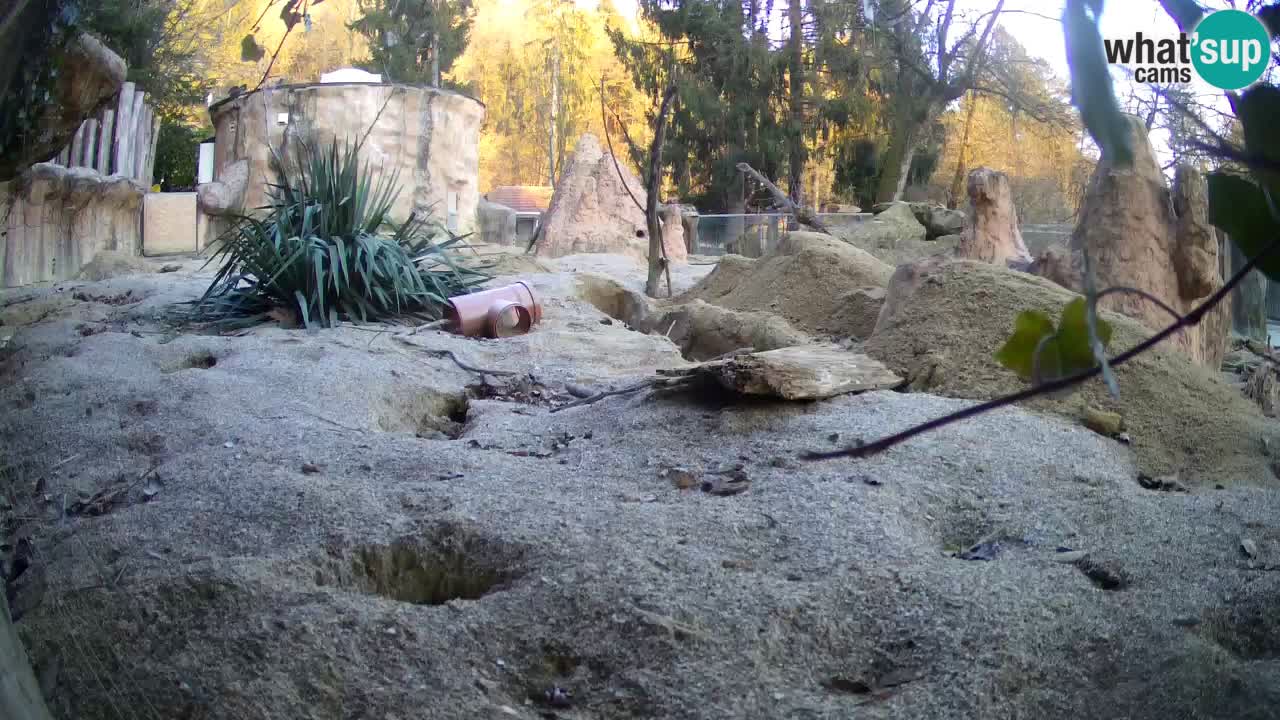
<box><xmin>350</xmin><ymin>0</ymin><xmax>474</xmax><ymax>86</ymax></box>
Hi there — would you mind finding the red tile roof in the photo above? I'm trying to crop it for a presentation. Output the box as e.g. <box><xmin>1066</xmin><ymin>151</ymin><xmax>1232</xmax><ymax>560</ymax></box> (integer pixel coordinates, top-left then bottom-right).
<box><xmin>486</xmin><ymin>186</ymin><xmax>553</xmax><ymax>213</ymax></box>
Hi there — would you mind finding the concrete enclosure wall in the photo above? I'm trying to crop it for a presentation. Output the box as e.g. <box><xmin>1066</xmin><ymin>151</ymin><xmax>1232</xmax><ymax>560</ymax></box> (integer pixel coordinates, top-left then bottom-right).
<box><xmin>2</xmin><ymin>164</ymin><xmax>144</xmax><ymax>287</ymax></box>
<box><xmin>208</xmin><ymin>83</ymin><xmax>485</xmax><ymax>235</ymax></box>
<box><xmin>142</xmin><ymin>193</ymin><xmax>201</xmax><ymax>256</ymax></box>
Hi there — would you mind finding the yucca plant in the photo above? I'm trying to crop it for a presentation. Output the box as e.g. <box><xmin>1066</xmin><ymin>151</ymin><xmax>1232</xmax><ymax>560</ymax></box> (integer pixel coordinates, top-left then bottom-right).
<box><xmin>178</xmin><ymin>137</ymin><xmax>489</xmax><ymax>330</ymax></box>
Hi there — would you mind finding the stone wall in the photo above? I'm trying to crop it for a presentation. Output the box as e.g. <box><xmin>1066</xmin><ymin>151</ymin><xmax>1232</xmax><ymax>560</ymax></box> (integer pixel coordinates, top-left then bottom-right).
<box><xmin>207</xmin><ymin>83</ymin><xmax>484</xmax><ymax>235</ymax></box>
<box><xmin>2</xmin><ymin>163</ymin><xmax>144</xmax><ymax>287</ymax></box>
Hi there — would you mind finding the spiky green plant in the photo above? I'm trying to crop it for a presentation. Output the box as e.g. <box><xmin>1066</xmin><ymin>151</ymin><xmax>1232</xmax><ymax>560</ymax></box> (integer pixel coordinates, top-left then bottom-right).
<box><xmin>179</xmin><ymin>137</ymin><xmax>489</xmax><ymax>329</ymax></box>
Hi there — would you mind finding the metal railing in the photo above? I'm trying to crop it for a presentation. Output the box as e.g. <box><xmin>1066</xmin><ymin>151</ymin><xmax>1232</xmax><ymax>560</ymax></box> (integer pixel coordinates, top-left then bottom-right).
<box><xmin>689</xmin><ymin>212</ymin><xmax>873</xmax><ymax>256</ymax></box>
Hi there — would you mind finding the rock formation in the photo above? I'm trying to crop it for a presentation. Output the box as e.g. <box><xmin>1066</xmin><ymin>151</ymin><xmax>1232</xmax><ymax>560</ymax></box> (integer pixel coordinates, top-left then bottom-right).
<box><xmin>476</xmin><ymin>198</ymin><xmax>518</xmax><ymax>246</ymax></box>
<box><xmin>2</xmin><ymin>163</ymin><xmax>145</xmax><ymax>287</ymax></box>
<box><xmin>1034</xmin><ymin>116</ymin><xmax>1228</xmax><ymax>369</ymax></box>
<box><xmin>957</xmin><ymin>168</ymin><xmax>1032</xmax><ymax>266</ymax></box>
<box><xmin>0</xmin><ymin>33</ymin><xmax>127</xmax><ymax>181</ymax></box>
<box><xmin>533</xmin><ymin>134</ymin><xmax>687</xmax><ymax>263</ymax></box>
<box><xmin>869</xmin><ymin>201</ymin><xmax>965</xmax><ymax>240</ymax></box>
<box><xmin>831</xmin><ymin>202</ymin><xmax>928</xmax><ymax>257</ymax></box>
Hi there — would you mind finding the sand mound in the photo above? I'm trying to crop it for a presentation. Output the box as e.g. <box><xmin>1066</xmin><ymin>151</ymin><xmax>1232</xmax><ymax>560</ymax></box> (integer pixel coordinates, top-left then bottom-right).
<box><xmin>680</xmin><ymin>232</ymin><xmax>893</xmax><ymax>338</ymax></box>
<box><xmin>864</xmin><ymin>260</ymin><xmax>1278</xmax><ymax>486</ymax></box>
<box><xmin>75</xmin><ymin>251</ymin><xmax>151</xmax><ymax>281</ymax></box>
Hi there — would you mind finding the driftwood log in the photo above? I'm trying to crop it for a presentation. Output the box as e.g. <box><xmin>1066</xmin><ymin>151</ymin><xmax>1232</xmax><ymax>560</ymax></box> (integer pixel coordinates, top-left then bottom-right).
<box><xmin>659</xmin><ymin>345</ymin><xmax>903</xmax><ymax>400</ymax></box>
<box><xmin>554</xmin><ymin>345</ymin><xmax>902</xmax><ymax>413</ymax></box>
<box><xmin>736</xmin><ymin>162</ymin><xmax>831</xmax><ymax>235</ymax></box>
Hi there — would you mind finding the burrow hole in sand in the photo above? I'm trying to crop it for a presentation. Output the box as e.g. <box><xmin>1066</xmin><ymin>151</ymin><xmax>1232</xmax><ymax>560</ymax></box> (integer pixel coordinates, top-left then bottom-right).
<box><xmin>375</xmin><ymin>389</ymin><xmax>470</xmax><ymax>439</ymax></box>
<box><xmin>162</xmin><ymin>350</ymin><xmax>219</xmax><ymax>373</ymax></box>
<box><xmin>1203</xmin><ymin>596</ymin><xmax>1280</xmax><ymax>660</ymax></box>
<box><xmin>317</xmin><ymin>524</ymin><xmax>526</xmax><ymax>606</ymax></box>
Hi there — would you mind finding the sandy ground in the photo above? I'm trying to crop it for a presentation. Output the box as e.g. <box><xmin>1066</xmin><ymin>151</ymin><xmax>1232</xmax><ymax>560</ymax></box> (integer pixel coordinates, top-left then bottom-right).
<box><xmin>1</xmin><ymin>253</ymin><xmax>1279</xmax><ymax>720</ymax></box>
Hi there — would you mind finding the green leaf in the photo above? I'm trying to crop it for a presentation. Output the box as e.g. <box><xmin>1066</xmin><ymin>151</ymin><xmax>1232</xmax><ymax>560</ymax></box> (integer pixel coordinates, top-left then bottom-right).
<box><xmin>1055</xmin><ymin>297</ymin><xmax>1112</xmax><ymax>376</ymax></box>
<box><xmin>1063</xmin><ymin>0</ymin><xmax>1133</xmax><ymax>167</ymax></box>
<box><xmin>1236</xmin><ymin>84</ymin><xmax>1280</xmax><ymax>195</ymax></box>
<box><xmin>1208</xmin><ymin>172</ymin><xmax>1280</xmax><ymax>282</ymax></box>
<box><xmin>995</xmin><ymin>310</ymin><xmax>1056</xmax><ymax>380</ymax></box>
<box><xmin>995</xmin><ymin>299</ymin><xmax>1113</xmax><ymax>382</ymax></box>
<box><xmin>240</xmin><ymin>34</ymin><xmax>265</xmax><ymax>62</ymax></box>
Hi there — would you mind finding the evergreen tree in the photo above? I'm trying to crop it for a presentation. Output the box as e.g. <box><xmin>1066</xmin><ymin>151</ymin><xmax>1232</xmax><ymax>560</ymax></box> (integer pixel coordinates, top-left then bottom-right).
<box><xmin>611</xmin><ymin>0</ymin><xmax>790</xmax><ymax>213</ymax></box>
<box><xmin>350</xmin><ymin>0</ymin><xmax>474</xmax><ymax>86</ymax></box>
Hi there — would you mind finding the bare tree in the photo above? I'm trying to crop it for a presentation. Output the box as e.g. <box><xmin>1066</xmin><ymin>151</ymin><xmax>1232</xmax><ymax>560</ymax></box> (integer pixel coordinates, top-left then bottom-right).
<box><xmin>874</xmin><ymin>0</ymin><xmax>1005</xmax><ymax>202</ymax></box>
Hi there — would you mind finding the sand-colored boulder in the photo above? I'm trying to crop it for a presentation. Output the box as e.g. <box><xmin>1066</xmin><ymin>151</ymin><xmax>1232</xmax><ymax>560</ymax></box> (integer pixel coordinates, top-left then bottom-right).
<box><xmin>534</xmin><ymin>134</ymin><xmax>686</xmax><ymax>263</ymax></box>
<box><xmin>1034</xmin><ymin>117</ymin><xmax>1228</xmax><ymax>369</ymax></box>
<box><xmin>958</xmin><ymin>168</ymin><xmax>1032</xmax><ymax>266</ymax></box>
<box><xmin>865</xmin><ymin>258</ymin><xmax>1277</xmax><ymax>485</ymax></box>
<box><xmin>196</xmin><ymin>160</ymin><xmax>248</xmax><ymax>216</ymax></box>
<box><xmin>681</xmin><ymin>231</ymin><xmax>894</xmax><ymax>338</ymax></box>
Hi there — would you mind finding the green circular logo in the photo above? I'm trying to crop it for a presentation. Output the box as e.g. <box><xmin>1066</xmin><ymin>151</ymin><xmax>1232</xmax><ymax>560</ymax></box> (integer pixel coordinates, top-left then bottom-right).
<box><xmin>1192</xmin><ymin>9</ymin><xmax>1272</xmax><ymax>90</ymax></box>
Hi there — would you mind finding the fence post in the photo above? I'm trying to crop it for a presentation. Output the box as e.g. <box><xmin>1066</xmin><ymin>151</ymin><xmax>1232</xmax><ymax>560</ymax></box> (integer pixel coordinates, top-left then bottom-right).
<box><xmin>96</xmin><ymin>109</ymin><xmax>115</xmax><ymax>174</ymax></box>
<box><xmin>69</xmin><ymin>122</ymin><xmax>85</xmax><ymax>168</ymax></box>
<box><xmin>144</xmin><ymin>113</ymin><xmax>161</xmax><ymax>188</ymax></box>
<box><xmin>82</xmin><ymin>119</ymin><xmax>99</xmax><ymax>168</ymax></box>
<box><xmin>112</xmin><ymin>82</ymin><xmax>136</xmax><ymax>176</ymax></box>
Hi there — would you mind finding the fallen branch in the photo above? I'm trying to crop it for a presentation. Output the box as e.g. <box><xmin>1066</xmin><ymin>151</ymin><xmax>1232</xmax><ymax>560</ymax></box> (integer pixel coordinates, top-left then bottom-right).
<box><xmin>391</xmin><ymin>335</ymin><xmax>518</xmax><ymax>376</ymax></box>
<box><xmin>804</xmin><ymin>233</ymin><xmax>1280</xmax><ymax>462</ymax></box>
<box><xmin>736</xmin><ymin>162</ymin><xmax>830</xmax><ymax>234</ymax></box>
<box><xmin>550</xmin><ymin>376</ymin><xmax>694</xmax><ymax>413</ymax></box>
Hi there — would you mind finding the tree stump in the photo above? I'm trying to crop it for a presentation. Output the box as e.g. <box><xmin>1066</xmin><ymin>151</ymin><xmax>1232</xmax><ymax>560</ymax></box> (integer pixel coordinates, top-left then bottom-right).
<box><xmin>1033</xmin><ymin>115</ymin><xmax>1229</xmax><ymax>369</ymax></box>
<box><xmin>957</xmin><ymin>168</ymin><xmax>1032</xmax><ymax>266</ymax></box>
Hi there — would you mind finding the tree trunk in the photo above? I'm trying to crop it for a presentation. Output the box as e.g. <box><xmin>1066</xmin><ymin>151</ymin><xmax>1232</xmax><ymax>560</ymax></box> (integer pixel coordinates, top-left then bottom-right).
<box><xmin>645</xmin><ymin>85</ymin><xmax>678</xmax><ymax>298</ymax></box>
<box><xmin>547</xmin><ymin>48</ymin><xmax>560</xmax><ymax>187</ymax></box>
<box><xmin>875</xmin><ymin>118</ymin><xmax>922</xmax><ymax>203</ymax></box>
<box><xmin>431</xmin><ymin>31</ymin><xmax>440</xmax><ymax>86</ymax></box>
<box><xmin>787</xmin><ymin>0</ymin><xmax>806</xmax><ymax>206</ymax></box>
<box><xmin>1</xmin><ymin>590</ymin><xmax>54</xmax><ymax>720</ymax></box>
<box><xmin>947</xmin><ymin>91</ymin><xmax>978</xmax><ymax>209</ymax></box>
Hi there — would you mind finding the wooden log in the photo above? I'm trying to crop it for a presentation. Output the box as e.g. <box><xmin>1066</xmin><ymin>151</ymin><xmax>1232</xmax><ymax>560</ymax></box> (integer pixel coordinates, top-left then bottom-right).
<box><xmin>735</xmin><ymin>162</ymin><xmax>831</xmax><ymax>235</ymax></box>
<box><xmin>143</xmin><ymin>112</ymin><xmax>161</xmax><ymax>188</ymax></box>
<box><xmin>96</xmin><ymin>109</ymin><xmax>115</xmax><ymax>174</ymax></box>
<box><xmin>82</xmin><ymin>119</ymin><xmax>99</xmax><ymax>169</ymax></box>
<box><xmin>126</xmin><ymin>92</ymin><xmax>146</xmax><ymax>181</ymax></box>
<box><xmin>112</xmin><ymin>82</ymin><xmax>135</xmax><ymax>175</ymax></box>
<box><xmin>133</xmin><ymin>104</ymin><xmax>151</xmax><ymax>181</ymax></box>
<box><xmin>69</xmin><ymin>122</ymin><xmax>85</xmax><ymax>167</ymax></box>
<box><xmin>659</xmin><ymin>345</ymin><xmax>903</xmax><ymax>401</ymax></box>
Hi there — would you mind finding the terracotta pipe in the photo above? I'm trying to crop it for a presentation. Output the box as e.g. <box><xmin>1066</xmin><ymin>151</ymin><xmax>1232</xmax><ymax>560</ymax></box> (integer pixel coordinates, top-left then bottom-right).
<box><xmin>444</xmin><ymin>282</ymin><xmax>542</xmax><ymax>338</ymax></box>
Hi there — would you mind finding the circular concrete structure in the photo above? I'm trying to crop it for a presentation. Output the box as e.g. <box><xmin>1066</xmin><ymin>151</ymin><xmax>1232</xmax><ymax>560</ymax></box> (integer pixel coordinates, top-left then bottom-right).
<box><xmin>208</xmin><ymin>82</ymin><xmax>485</xmax><ymax>234</ymax></box>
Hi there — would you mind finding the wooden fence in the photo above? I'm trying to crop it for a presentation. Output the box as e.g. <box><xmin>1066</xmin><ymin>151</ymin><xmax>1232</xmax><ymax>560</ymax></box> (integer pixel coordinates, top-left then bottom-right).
<box><xmin>47</xmin><ymin>81</ymin><xmax>160</xmax><ymax>186</ymax></box>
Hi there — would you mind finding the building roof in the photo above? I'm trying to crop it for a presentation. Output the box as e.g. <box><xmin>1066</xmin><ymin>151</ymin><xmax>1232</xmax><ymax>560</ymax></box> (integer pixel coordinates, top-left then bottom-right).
<box><xmin>486</xmin><ymin>186</ymin><xmax>554</xmax><ymax>214</ymax></box>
